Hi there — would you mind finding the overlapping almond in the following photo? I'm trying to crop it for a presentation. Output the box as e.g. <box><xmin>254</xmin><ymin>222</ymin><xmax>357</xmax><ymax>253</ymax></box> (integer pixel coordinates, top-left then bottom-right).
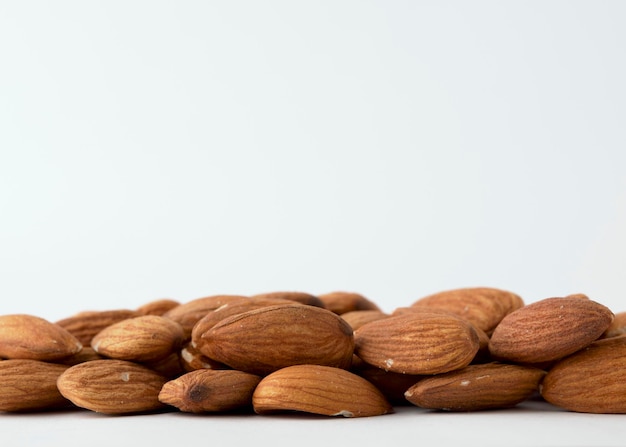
<box><xmin>0</xmin><ymin>288</ymin><xmax>624</xmax><ymax>416</ymax></box>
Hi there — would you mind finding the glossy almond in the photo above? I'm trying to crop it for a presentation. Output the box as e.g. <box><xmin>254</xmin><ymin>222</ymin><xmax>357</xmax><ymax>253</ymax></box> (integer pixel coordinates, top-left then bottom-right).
<box><xmin>56</xmin><ymin>309</ymin><xmax>141</xmax><ymax>346</ymax></box>
<box><xmin>253</xmin><ymin>364</ymin><xmax>393</xmax><ymax>417</ymax></box>
<box><xmin>405</xmin><ymin>362</ymin><xmax>545</xmax><ymax>411</ymax></box>
<box><xmin>317</xmin><ymin>291</ymin><xmax>381</xmax><ymax>315</ymax></box>
<box><xmin>489</xmin><ymin>296</ymin><xmax>614</xmax><ymax>364</ymax></box>
<box><xmin>354</xmin><ymin>311</ymin><xmax>480</xmax><ymax>375</ymax></box>
<box><xmin>91</xmin><ymin>315</ymin><xmax>184</xmax><ymax>362</ymax></box>
<box><xmin>541</xmin><ymin>336</ymin><xmax>626</xmax><ymax>413</ymax></box>
<box><xmin>0</xmin><ymin>314</ymin><xmax>82</xmax><ymax>361</ymax></box>
<box><xmin>411</xmin><ymin>287</ymin><xmax>524</xmax><ymax>333</ymax></box>
<box><xmin>198</xmin><ymin>304</ymin><xmax>354</xmax><ymax>376</ymax></box>
<box><xmin>0</xmin><ymin>360</ymin><xmax>70</xmax><ymax>411</ymax></box>
<box><xmin>159</xmin><ymin>369</ymin><xmax>261</xmax><ymax>413</ymax></box>
<box><xmin>57</xmin><ymin>359</ymin><xmax>167</xmax><ymax>414</ymax></box>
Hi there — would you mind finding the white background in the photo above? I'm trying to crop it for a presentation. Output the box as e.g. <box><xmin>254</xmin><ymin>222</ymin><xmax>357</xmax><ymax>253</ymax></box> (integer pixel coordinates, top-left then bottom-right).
<box><xmin>1</xmin><ymin>1</ymin><xmax>626</xmax><ymax>446</ymax></box>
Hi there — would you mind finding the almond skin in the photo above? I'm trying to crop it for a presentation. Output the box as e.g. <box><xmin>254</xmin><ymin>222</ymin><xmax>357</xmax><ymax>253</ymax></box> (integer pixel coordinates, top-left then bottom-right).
<box><xmin>411</xmin><ymin>287</ymin><xmax>524</xmax><ymax>334</ymax></box>
<box><xmin>0</xmin><ymin>314</ymin><xmax>82</xmax><ymax>361</ymax></box>
<box><xmin>91</xmin><ymin>315</ymin><xmax>185</xmax><ymax>363</ymax></box>
<box><xmin>56</xmin><ymin>309</ymin><xmax>141</xmax><ymax>346</ymax></box>
<box><xmin>198</xmin><ymin>304</ymin><xmax>355</xmax><ymax>376</ymax></box>
<box><xmin>159</xmin><ymin>369</ymin><xmax>261</xmax><ymax>413</ymax></box>
<box><xmin>354</xmin><ymin>311</ymin><xmax>480</xmax><ymax>375</ymax></box>
<box><xmin>57</xmin><ymin>359</ymin><xmax>168</xmax><ymax>414</ymax></box>
<box><xmin>340</xmin><ymin>310</ymin><xmax>390</xmax><ymax>331</ymax></box>
<box><xmin>253</xmin><ymin>364</ymin><xmax>393</xmax><ymax>417</ymax></box>
<box><xmin>489</xmin><ymin>296</ymin><xmax>614</xmax><ymax>364</ymax></box>
<box><xmin>137</xmin><ymin>298</ymin><xmax>181</xmax><ymax>316</ymax></box>
<box><xmin>250</xmin><ymin>291</ymin><xmax>325</xmax><ymax>308</ymax></box>
<box><xmin>405</xmin><ymin>362</ymin><xmax>545</xmax><ymax>411</ymax></box>
<box><xmin>317</xmin><ymin>291</ymin><xmax>381</xmax><ymax>315</ymax></box>
<box><xmin>541</xmin><ymin>335</ymin><xmax>626</xmax><ymax>413</ymax></box>
<box><xmin>0</xmin><ymin>360</ymin><xmax>71</xmax><ymax>412</ymax></box>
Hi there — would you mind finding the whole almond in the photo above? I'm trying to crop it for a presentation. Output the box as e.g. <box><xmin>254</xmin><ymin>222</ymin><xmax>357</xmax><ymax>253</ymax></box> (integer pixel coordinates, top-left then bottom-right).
<box><xmin>253</xmin><ymin>364</ymin><xmax>393</xmax><ymax>417</ymax></box>
<box><xmin>354</xmin><ymin>311</ymin><xmax>480</xmax><ymax>375</ymax></box>
<box><xmin>91</xmin><ymin>315</ymin><xmax>184</xmax><ymax>362</ymax></box>
<box><xmin>56</xmin><ymin>309</ymin><xmax>141</xmax><ymax>346</ymax></box>
<box><xmin>0</xmin><ymin>314</ymin><xmax>82</xmax><ymax>361</ymax></box>
<box><xmin>340</xmin><ymin>310</ymin><xmax>390</xmax><ymax>331</ymax></box>
<box><xmin>159</xmin><ymin>369</ymin><xmax>261</xmax><ymax>413</ymax></box>
<box><xmin>405</xmin><ymin>362</ymin><xmax>545</xmax><ymax>411</ymax></box>
<box><xmin>540</xmin><ymin>335</ymin><xmax>626</xmax><ymax>413</ymax></box>
<box><xmin>0</xmin><ymin>359</ymin><xmax>70</xmax><ymax>412</ymax></box>
<box><xmin>317</xmin><ymin>291</ymin><xmax>381</xmax><ymax>315</ymax></box>
<box><xmin>57</xmin><ymin>359</ymin><xmax>167</xmax><ymax>414</ymax></box>
<box><xmin>411</xmin><ymin>287</ymin><xmax>524</xmax><ymax>334</ymax></box>
<box><xmin>250</xmin><ymin>291</ymin><xmax>325</xmax><ymax>307</ymax></box>
<box><xmin>137</xmin><ymin>298</ymin><xmax>181</xmax><ymax>316</ymax></box>
<box><xmin>489</xmin><ymin>296</ymin><xmax>614</xmax><ymax>364</ymax></box>
<box><xmin>198</xmin><ymin>304</ymin><xmax>354</xmax><ymax>376</ymax></box>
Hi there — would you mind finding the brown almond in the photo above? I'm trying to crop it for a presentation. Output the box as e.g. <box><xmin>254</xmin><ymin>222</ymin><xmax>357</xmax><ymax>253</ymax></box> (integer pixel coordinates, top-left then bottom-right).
<box><xmin>411</xmin><ymin>287</ymin><xmax>524</xmax><ymax>334</ymax></box>
<box><xmin>198</xmin><ymin>304</ymin><xmax>354</xmax><ymax>376</ymax></box>
<box><xmin>317</xmin><ymin>291</ymin><xmax>381</xmax><ymax>315</ymax></box>
<box><xmin>250</xmin><ymin>291</ymin><xmax>325</xmax><ymax>307</ymax></box>
<box><xmin>91</xmin><ymin>315</ymin><xmax>184</xmax><ymax>362</ymax></box>
<box><xmin>351</xmin><ymin>361</ymin><xmax>422</xmax><ymax>405</ymax></box>
<box><xmin>55</xmin><ymin>347</ymin><xmax>105</xmax><ymax>366</ymax></box>
<box><xmin>602</xmin><ymin>311</ymin><xmax>626</xmax><ymax>338</ymax></box>
<box><xmin>159</xmin><ymin>369</ymin><xmax>261</xmax><ymax>413</ymax></box>
<box><xmin>405</xmin><ymin>362</ymin><xmax>545</xmax><ymax>411</ymax></box>
<box><xmin>56</xmin><ymin>309</ymin><xmax>141</xmax><ymax>346</ymax></box>
<box><xmin>57</xmin><ymin>359</ymin><xmax>167</xmax><ymax>414</ymax></box>
<box><xmin>354</xmin><ymin>311</ymin><xmax>480</xmax><ymax>375</ymax></box>
<box><xmin>253</xmin><ymin>364</ymin><xmax>393</xmax><ymax>417</ymax></box>
<box><xmin>0</xmin><ymin>314</ymin><xmax>82</xmax><ymax>361</ymax></box>
<box><xmin>180</xmin><ymin>342</ymin><xmax>229</xmax><ymax>372</ymax></box>
<box><xmin>0</xmin><ymin>359</ymin><xmax>71</xmax><ymax>412</ymax></box>
<box><xmin>489</xmin><ymin>296</ymin><xmax>614</xmax><ymax>364</ymax></box>
<box><xmin>340</xmin><ymin>310</ymin><xmax>390</xmax><ymax>331</ymax></box>
<box><xmin>137</xmin><ymin>298</ymin><xmax>181</xmax><ymax>316</ymax></box>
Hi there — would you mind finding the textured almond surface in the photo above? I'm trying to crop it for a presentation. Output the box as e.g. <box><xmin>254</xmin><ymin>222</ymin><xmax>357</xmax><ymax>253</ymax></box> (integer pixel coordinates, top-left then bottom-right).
<box><xmin>253</xmin><ymin>364</ymin><xmax>393</xmax><ymax>417</ymax></box>
<box><xmin>56</xmin><ymin>309</ymin><xmax>141</xmax><ymax>346</ymax></box>
<box><xmin>354</xmin><ymin>311</ymin><xmax>480</xmax><ymax>375</ymax></box>
<box><xmin>198</xmin><ymin>304</ymin><xmax>355</xmax><ymax>375</ymax></box>
<box><xmin>0</xmin><ymin>314</ymin><xmax>82</xmax><ymax>361</ymax></box>
<box><xmin>250</xmin><ymin>291</ymin><xmax>325</xmax><ymax>307</ymax></box>
<box><xmin>137</xmin><ymin>298</ymin><xmax>181</xmax><ymax>316</ymax></box>
<box><xmin>317</xmin><ymin>291</ymin><xmax>381</xmax><ymax>314</ymax></box>
<box><xmin>541</xmin><ymin>336</ymin><xmax>626</xmax><ymax>413</ymax></box>
<box><xmin>57</xmin><ymin>359</ymin><xmax>167</xmax><ymax>414</ymax></box>
<box><xmin>405</xmin><ymin>362</ymin><xmax>545</xmax><ymax>411</ymax></box>
<box><xmin>489</xmin><ymin>297</ymin><xmax>614</xmax><ymax>364</ymax></box>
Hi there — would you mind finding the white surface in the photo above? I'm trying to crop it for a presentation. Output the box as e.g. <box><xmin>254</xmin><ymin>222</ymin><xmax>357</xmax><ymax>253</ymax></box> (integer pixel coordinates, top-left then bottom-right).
<box><xmin>1</xmin><ymin>1</ymin><xmax>626</xmax><ymax>444</ymax></box>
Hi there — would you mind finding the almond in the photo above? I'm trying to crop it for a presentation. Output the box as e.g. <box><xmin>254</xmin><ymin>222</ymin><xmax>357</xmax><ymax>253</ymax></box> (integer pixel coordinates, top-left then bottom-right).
<box><xmin>411</xmin><ymin>287</ymin><xmax>524</xmax><ymax>334</ymax></box>
<box><xmin>540</xmin><ymin>335</ymin><xmax>626</xmax><ymax>413</ymax></box>
<box><xmin>159</xmin><ymin>369</ymin><xmax>261</xmax><ymax>413</ymax></box>
<box><xmin>354</xmin><ymin>311</ymin><xmax>480</xmax><ymax>375</ymax></box>
<box><xmin>0</xmin><ymin>359</ymin><xmax>71</xmax><ymax>412</ymax></box>
<box><xmin>0</xmin><ymin>314</ymin><xmax>82</xmax><ymax>361</ymax></box>
<box><xmin>57</xmin><ymin>359</ymin><xmax>167</xmax><ymax>414</ymax></box>
<box><xmin>351</xmin><ymin>361</ymin><xmax>422</xmax><ymax>405</ymax></box>
<box><xmin>252</xmin><ymin>364</ymin><xmax>393</xmax><ymax>417</ymax></box>
<box><xmin>180</xmin><ymin>342</ymin><xmax>229</xmax><ymax>372</ymax></box>
<box><xmin>250</xmin><ymin>291</ymin><xmax>325</xmax><ymax>307</ymax></box>
<box><xmin>489</xmin><ymin>296</ymin><xmax>614</xmax><ymax>364</ymax></box>
<box><xmin>317</xmin><ymin>291</ymin><xmax>381</xmax><ymax>315</ymax></box>
<box><xmin>91</xmin><ymin>315</ymin><xmax>184</xmax><ymax>362</ymax></box>
<box><xmin>340</xmin><ymin>310</ymin><xmax>390</xmax><ymax>331</ymax></box>
<box><xmin>404</xmin><ymin>362</ymin><xmax>545</xmax><ymax>411</ymax></box>
<box><xmin>602</xmin><ymin>310</ymin><xmax>626</xmax><ymax>338</ymax></box>
<box><xmin>56</xmin><ymin>309</ymin><xmax>141</xmax><ymax>346</ymax></box>
<box><xmin>137</xmin><ymin>298</ymin><xmax>181</xmax><ymax>316</ymax></box>
<box><xmin>198</xmin><ymin>304</ymin><xmax>354</xmax><ymax>376</ymax></box>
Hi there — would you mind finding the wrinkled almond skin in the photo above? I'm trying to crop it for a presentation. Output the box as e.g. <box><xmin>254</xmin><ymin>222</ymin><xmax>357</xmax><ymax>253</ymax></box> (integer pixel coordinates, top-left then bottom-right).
<box><xmin>354</xmin><ymin>311</ymin><xmax>480</xmax><ymax>375</ymax></box>
<box><xmin>91</xmin><ymin>315</ymin><xmax>184</xmax><ymax>362</ymax></box>
<box><xmin>57</xmin><ymin>359</ymin><xmax>167</xmax><ymax>414</ymax></box>
<box><xmin>317</xmin><ymin>291</ymin><xmax>381</xmax><ymax>315</ymax></box>
<box><xmin>0</xmin><ymin>314</ymin><xmax>82</xmax><ymax>361</ymax></box>
<box><xmin>137</xmin><ymin>298</ymin><xmax>181</xmax><ymax>316</ymax></box>
<box><xmin>0</xmin><ymin>360</ymin><xmax>71</xmax><ymax>412</ymax></box>
<box><xmin>340</xmin><ymin>310</ymin><xmax>390</xmax><ymax>331</ymax></box>
<box><xmin>411</xmin><ymin>287</ymin><xmax>524</xmax><ymax>334</ymax></box>
<box><xmin>198</xmin><ymin>304</ymin><xmax>355</xmax><ymax>376</ymax></box>
<box><xmin>250</xmin><ymin>291</ymin><xmax>325</xmax><ymax>308</ymax></box>
<box><xmin>541</xmin><ymin>336</ymin><xmax>626</xmax><ymax>413</ymax></box>
<box><xmin>56</xmin><ymin>309</ymin><xmax>141</xmax><ymax>346</ymax></box>
<box><xmin>489</xmin><ymin>296</ymin><xmax>614</xmax><ymax>364</ymax></box>
<box><xmin>159</xmin><ymin>369</ymin><xmax>261</xmax><ymax>413</ymax></box>
<box><xmin>253</xmin><ymin>364</ymin><xmax>393</xmax><ymax>417</ymax></box>
<box><xmin>405</xmin><ymin>362</ymin><xmax>545</xmax><ymax>411</ymax></box>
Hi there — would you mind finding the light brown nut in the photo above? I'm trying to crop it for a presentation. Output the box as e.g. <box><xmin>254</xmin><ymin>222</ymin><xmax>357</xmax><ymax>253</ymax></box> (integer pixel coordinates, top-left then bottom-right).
<box><xmin>354</xmin><ymin>311</ymin><xmax>480</xmax><ymax>375</ymax></box>
<box><xmin>489</xmin><ymin>296</ymin><xmax>614</xmax><ymax>364</ymax></box>
<box><xmin>0</xmin><ymin>314</ymin><xmax>82</xmax><ymax>361</ymax></box>
<box><xmin>198</xmin><ymin>304</ymin><xmax>354</xmax><ymax>376</ymax></box>
<box><xmin>411</xmin><ymin>287</ymin><xmax>524</xmax><ymax>334</ymax></box>
<box><xmin>405</xmin><ymin>362</ymin><xmax>545</xmax><ymax>411</ymax></box>
<box><xmin>163</xmin><ymin>295</ymin><xmax>249</xmax><ymax>339</ymax></box>
<box><xmin>159</xmin><ymin>369</ymin><xmax>261</xmax><ymax>413</ymax></box>
<box><xmin>540</xmin><ymin>335</ymin><xmax>626</xmax><ymax>413</ymax></box>
<box><xmin>56</xmin><ymin>359</ymin><xmax>167</xmax><ymax>414</ymax></box>
<box><xmin>602</xmin><ymin>311</ymin><xmax>626</xmax><ymax>338</ymax></box>
<box><xmin>340</xmin><ymin>310</ymin><xmax>390</xmax><ymax>331</ymax></box>
<box><xmin>91</xmin><ymin>315</ymin><xmax>184</xmax><ymax>363</ymax></box>
<box><xmin>317</xmin><ymin>291</ymin><xmax>381</xmax><ymax>315</ymax></box>
<box><xmin>0</xmin><ymin>360</ymin><xmax>71</xmax><ymax>412</ymax></box>
<box><xmin>250</xmin><ymin>291</ymin><xmax>325</xmax><ymax>307</ymax></box>
<box><xmin>253</xmin><ymin>364</ymin><xmax>393</xmax><ymax>417</ymax></box>
<box><xmin>137</xmin><ymin>298</ymin><xmax>181</xmax><ymax>316</ymax></box>
<box><xmin>180</xmin><ymin>342</ymin><xmax>229</xmax><ymax>372</ymax></box>
<box><xmin>56</xmin><ymin>309</ymin><xmax>141</xmax><ymax>346</ymax></box>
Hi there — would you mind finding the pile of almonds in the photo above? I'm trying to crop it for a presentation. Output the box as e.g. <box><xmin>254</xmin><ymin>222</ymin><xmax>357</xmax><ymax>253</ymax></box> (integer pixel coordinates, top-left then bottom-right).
<box><xmin>1</xmin><ymin>288</ymin><xmax>625</xmax><ymax>417</ymax></box>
